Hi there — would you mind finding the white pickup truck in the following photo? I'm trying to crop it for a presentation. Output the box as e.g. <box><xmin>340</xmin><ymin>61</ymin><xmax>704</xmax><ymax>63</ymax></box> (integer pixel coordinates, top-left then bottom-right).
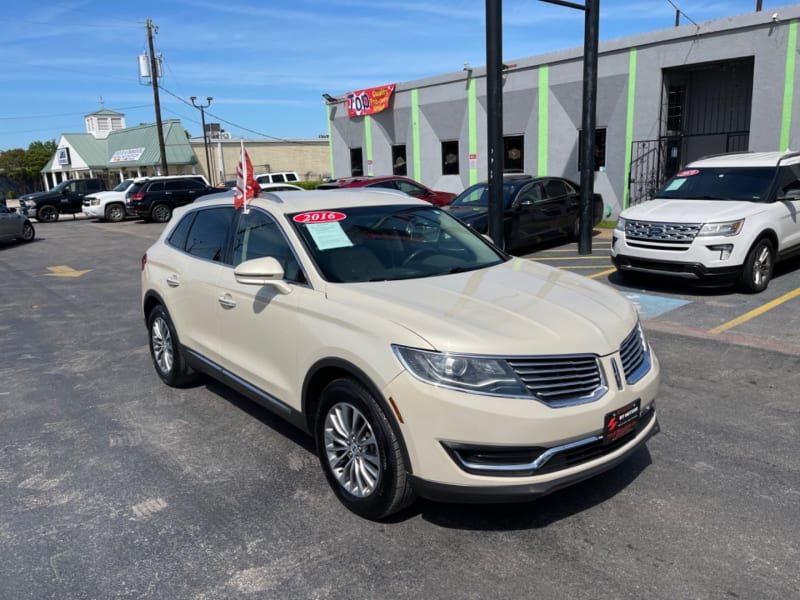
<box><xmin>83</xmin><ymin>178</ymin><xmax>136</xmax><ymax>222</ymax></box>
<box><xmin>612</xmin><ymin>151</ymin><xmax>800</xmax><ymax>292</ymax></box>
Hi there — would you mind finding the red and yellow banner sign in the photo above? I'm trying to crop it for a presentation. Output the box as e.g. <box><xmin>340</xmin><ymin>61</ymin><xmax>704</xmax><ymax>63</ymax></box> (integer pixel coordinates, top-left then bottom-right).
<box><xmin>346</xmin><ymin>84</ymin><xmax>396</xmax><ymax>118</ymax></box>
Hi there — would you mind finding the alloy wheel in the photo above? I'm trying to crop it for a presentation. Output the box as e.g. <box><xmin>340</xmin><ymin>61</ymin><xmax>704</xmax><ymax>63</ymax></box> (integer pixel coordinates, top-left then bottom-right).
<box><xmin>323</xmin><ymin>402</ymin><xmax>381</xmax><ymax>498</ymax></box>
<box><xmin>151</xmin><ymin>316</ymin><xmax>174</xmax><ymax>375</ymax></box>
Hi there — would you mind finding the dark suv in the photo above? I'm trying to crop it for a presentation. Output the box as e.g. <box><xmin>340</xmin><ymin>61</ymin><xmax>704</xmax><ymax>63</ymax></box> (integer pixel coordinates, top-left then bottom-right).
<box><xmin>18</xmin><ymin>178</ymin><xmax>106</xmax><ymax>222</ymax></box>
<box><xmin>125</xmin><ymin>176</ymin><xmax>216</xmax><ymax>223</ymax></box>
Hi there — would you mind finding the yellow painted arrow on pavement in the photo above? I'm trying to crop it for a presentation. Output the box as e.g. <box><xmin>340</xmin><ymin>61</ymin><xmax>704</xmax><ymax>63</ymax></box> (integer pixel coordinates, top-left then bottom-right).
<box><xmin>45</xmin><ymin>265</ymin><xmax>92</xmax><ymax>278</ymax></box>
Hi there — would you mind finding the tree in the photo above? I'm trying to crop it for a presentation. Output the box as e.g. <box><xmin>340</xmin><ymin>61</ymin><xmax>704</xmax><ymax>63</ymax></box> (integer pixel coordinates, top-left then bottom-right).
<box><xmin>0</xmin><ymin>140</ymin><xmax>56</xmax><ymax>193</ymax></box>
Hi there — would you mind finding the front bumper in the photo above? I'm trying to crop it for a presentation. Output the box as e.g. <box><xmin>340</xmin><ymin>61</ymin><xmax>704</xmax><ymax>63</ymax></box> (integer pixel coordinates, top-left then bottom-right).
<box><xmin>83</xmin><ymin>205</ymin><xmax>101</xmax><ymax>218</ymax></box>
<box><xmin>384</xmin><ymin>350</ymin><xmax>660</xmax><ymax>500</ymax></box>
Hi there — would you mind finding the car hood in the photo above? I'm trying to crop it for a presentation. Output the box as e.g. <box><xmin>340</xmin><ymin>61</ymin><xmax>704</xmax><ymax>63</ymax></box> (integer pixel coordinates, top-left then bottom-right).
<box><xmin>86</xmin><ymin>190</ymin><xmax>125</xmax><ymax>200</ymax></box>
<box><xmin>19</xmin><ymin>191</ymin><xmax>54</xmax><ymax>202</ymax></box>
<box><xmin>623</xmin><ymin>198</ymin><xmax>769</xmax><ymax>222</ymax></box>
<box><xmin>445</xmin><ymin>205</ymin><xmax>490</xmax><ymax>228</ymax></box>
<box><xmin>325</xmin><ymin>258</ymin><xmax>637</xmax><ymax>356</ymax></box>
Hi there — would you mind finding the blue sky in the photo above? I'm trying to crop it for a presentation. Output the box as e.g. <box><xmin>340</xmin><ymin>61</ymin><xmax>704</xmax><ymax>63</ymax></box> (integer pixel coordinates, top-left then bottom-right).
<box><xmin>0</xmin><ymin>1</ymin><xmax>788</xmax><ymax>150</ymax></box>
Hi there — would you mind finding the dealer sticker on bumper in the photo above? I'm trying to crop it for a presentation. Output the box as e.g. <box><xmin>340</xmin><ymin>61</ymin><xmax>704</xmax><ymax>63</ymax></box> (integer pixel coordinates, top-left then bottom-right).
<box><xmin>603</xmin><ymin>399</ymin><xmax>641</xmax><ymax>444</ymax></box>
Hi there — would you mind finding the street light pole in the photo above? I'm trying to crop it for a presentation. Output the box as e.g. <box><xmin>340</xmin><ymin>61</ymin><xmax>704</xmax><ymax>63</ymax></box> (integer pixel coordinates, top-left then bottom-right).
<box><xmin>190</xmin><ymin>96</ymin><xmax>213</xmax><ymax>184</ymax></box>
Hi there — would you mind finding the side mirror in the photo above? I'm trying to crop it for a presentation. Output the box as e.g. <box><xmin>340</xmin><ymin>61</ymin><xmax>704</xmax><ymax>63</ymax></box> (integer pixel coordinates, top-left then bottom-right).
<box><xmin>778</xmin><ymin>188</ymin><xmax>800</xmax><ymax>201</ymax></box>
<box><xmin>234</xmin><ymin>256</ymin><xmax>292</xmax><ymax>294</ymax></box>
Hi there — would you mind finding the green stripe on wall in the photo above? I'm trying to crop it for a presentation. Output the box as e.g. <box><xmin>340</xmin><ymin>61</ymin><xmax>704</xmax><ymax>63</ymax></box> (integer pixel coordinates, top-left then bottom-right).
<box><xmin>326</xmin><ymin>104</ymin><xmax>334</xmax><ymax>179</ymax></box>
<box><xmin>780</xmin><ymin>20</ymin><xmax>798</xmax><ymax>151</ymax></box>
<box><xmin>412</xmin><ymin>89</ymin><xmax>421</xmax><ymax>181</ymax></box>
<box><xmin>468</xmin><ymin>78</ymin><xmax>478</xmax><ymax>185</ymax></box>
<box><xmin>623</xmin><ymin>48</ymin><xmax>637</xmax><ymax>210</ymax></box>
<box><xmin>537</xmin><ymin>66</ymin><xmax>549</xmax><ymax>177</ymax></box>
<box><xmin>364</xmin><ymin>116</ymin><xmax>373</xmax><ymax>175</ymax></box>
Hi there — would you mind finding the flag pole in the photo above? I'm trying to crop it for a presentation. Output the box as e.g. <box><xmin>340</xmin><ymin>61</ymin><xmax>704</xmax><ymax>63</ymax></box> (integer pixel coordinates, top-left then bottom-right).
<box><xmin>241</xmin><ymin>140</ymin><xmax>249</xmax><ymax>214</ymax></box>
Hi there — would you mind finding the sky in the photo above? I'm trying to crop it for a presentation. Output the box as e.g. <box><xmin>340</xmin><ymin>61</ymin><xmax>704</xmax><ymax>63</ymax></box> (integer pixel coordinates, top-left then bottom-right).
<box><xmin>0</xmin><ymin>0</ymin><xmax>790</xmax><ymax>151</ymax></box>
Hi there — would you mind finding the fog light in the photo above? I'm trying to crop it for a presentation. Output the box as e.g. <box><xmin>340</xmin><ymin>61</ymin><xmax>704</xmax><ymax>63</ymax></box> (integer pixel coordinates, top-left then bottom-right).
<box><xmin>708</xmin><ymin>244</ymin><xmax>733</xmax><ymax>260</ymax></box>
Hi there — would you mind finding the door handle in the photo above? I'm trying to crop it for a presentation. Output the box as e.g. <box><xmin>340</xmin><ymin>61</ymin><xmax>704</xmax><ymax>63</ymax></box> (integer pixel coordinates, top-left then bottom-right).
<box><xmin>166</xmin><ymin>277</ymin><xmax>180</xmax><ymax>287</ymax></box>
<box><xmin>218</xmin><ymin>295</ymin><xmax>237</xmax><ymax>308</ymax></box>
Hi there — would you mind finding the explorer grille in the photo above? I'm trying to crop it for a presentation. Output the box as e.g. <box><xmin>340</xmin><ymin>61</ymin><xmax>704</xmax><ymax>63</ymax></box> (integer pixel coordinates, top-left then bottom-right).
<box><xmin>625</xmin><ymin>220</ymin><xmax>702</xmax><ymax>250</ymax></box>
<box><xmin>506</xmin><ymin>355</ymin><xmax>604</xmax><ymax>407</ymax></box>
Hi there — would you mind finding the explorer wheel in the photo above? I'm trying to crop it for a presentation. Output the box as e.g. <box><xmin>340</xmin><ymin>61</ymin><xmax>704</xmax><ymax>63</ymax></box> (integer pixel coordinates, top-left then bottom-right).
<box><xmin>37</xmin><ymin>205</ymin><xmax>59</xmax><ymax>222</ymax></box>
<box><xmin>20</xmin><ymin>221</ymin><xmax>35</xmax><ymax>242</ymax></box>
<box><xmin>739</xmin><ymin>238</ymin><xmax>774</xmax><ymax>293</ymax></box>
<box><xmin>151</xmin><ymin>204</ymin><xmax>172</xmax><ymax>223</ymax></box>
<box><xmin>105</xmin><ymin>203</ymin><xmax>126</xmax><ymax>223</ymax></box>
<box><xmin>147</xmin><ymin>305</ymin><xmax>195</xmax><ymax>387</ymax></box>
<box><xmin>315</xmin><ymin>378</ymin><xmax>415</xmax><ymax>519</ymax></box>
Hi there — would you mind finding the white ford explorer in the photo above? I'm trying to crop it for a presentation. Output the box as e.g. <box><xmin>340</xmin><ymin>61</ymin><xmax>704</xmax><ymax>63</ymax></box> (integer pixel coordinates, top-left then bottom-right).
<box><xmin>612</xmin><ymin>151</ymin><xmax>800</xmax><ymax>292</ymax></box>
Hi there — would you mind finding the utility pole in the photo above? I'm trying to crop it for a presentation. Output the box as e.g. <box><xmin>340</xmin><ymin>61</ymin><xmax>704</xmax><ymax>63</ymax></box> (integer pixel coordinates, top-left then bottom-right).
<box><xmin>191</xmin><ymin>96</ymin><xmax>214</xmax><ymax>184</ymax></box>
<box><xmin>486</xmin><ymin>0</ymin><xmax>505</xmax><ymax>249</ymax></box>
<box><xmin>147</xmin><ymin>19</ymin><xmax>169</xmax><ymax>176</ymax></box>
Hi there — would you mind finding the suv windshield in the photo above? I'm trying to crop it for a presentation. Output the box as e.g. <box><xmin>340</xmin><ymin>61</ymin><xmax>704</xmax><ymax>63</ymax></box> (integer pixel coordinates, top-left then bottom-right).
<box><xmin>657</xmin><ymin>167</ymin><xmax>776</xmax><ymax>201</ymax></box>
<box><xmin>113</xmin><ymin>179</ymin><xmax>134</xmax><ymax>192</ymax></box>
<box><xmin>290</xmin><ymin>205</ymin><xmax>505</xmax><ymax>282</ymax></box>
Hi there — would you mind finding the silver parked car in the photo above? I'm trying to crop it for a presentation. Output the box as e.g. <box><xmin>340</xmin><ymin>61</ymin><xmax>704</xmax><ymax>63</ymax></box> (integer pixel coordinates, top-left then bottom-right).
<box><xmin>0</xmin><ymin>204</ymin><xmax>35</xmax><ymax>243</ymax></box>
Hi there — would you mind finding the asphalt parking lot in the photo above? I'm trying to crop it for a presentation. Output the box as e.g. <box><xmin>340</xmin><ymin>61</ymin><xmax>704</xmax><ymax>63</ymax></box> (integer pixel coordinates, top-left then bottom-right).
<box><xmin>1</xmin><ymin>217</ymin><xmax>798</xmax><ymax>600</ymax></box>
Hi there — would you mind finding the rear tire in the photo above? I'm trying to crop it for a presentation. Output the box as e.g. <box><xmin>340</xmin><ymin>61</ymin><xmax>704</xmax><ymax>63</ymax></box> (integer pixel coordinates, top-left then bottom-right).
<box><xmin>37</xmin><ymin>205</ymin><xmax>59</xmax><ymax>222</ymax></box>
<box><xmin>739</xmin><ymin>238</ymin><xmax>774</xmax><ymax>293</ymax></box>
<box><xmin>147</xmin><ymin>305</ymin><xmax>196</xmax><ymax>387</ymax></box>
<box><xmin>151</xmin><ymin>204</ymin><xmax>172</xmax><ymax>223</ymax></box>
<box><xmin>105</xmin><ymin>203</ymin><xmax>126</xmax><ymax>223</ymax></box>
<box><xmin>315</xmin><ymin>378</ymin><xmax>415</xmax><ymax>519</ymax></box>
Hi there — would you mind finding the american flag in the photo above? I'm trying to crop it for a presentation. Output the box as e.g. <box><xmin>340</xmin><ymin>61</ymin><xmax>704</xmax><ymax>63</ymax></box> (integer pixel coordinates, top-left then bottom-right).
<box><xmin>234</xmin><ymin>141</ymin><xmax>259</xmax><ymax>211</ymax></box>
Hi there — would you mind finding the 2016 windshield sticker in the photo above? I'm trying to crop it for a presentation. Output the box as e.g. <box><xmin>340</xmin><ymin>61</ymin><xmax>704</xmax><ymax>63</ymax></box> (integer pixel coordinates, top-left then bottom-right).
<box><xmin>306</xmin><ymin>222</ymin><xmax>353</xmax><ymax>251</ymax></box>
<box><xmin>293</xmin><ymin>211</ymin><xmax>346</xmax><ymax>223</ymax></box>
<box><xmin>676</xmin><ymin>169</ymin><xmax>699</xmax><ymax>177</ymax></box>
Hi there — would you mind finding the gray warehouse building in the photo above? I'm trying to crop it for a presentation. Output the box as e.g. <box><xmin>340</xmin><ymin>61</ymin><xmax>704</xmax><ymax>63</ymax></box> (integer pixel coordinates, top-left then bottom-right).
<box><xmin>324</xmin><ymin>5</ymin><xmax>800</xmax><ymax>218</ymax></box>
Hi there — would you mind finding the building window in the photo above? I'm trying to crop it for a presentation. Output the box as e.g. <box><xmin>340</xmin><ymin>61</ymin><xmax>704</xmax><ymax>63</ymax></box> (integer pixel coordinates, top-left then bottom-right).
<box><xmin>504</xmin><ymin>135</ymin><xmax>524</xmax><ymax>172</ymax></box>
<box><xmin>350</xmin><ymin>148</ymin><xmax>364</xmax><ymax>177</ymax></box>
<box><xmin>441</xmin><ymin>140</ymin><xmax>459</xmax><ymax>175</ymax></box>
<box><xmin>392</xmin><ymin>145</ymin><xmax>407</xmax><ymax>176</ymax></box>
<box><xmin>111</xmin><ymin>117</ymin><xmax>123</xmax><ymax>130</ymax></box>
<box><xmin>577</xmin><ymin>128</ymin><xmax>607</xmax><ymax>171</ymax></box>
<box><xmin>666</xmin><ymin>85</ymin><xmax>685</xmax><ymax>133</ymax></box>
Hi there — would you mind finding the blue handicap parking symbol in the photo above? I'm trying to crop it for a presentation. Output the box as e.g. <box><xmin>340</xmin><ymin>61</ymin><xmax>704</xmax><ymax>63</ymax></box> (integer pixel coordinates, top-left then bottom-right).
<box><xmin>621</xmin><ymin>291</ymin><xmax>691</xmax><ymax>320</ymax></box>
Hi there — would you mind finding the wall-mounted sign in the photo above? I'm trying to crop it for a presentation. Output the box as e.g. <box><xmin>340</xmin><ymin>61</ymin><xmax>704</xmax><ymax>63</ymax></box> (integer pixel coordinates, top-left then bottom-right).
<box><xmin>57</xmin><ymin>147</ymin><xmax>70</xmax><ymax>165</ymax></box>
<box><xmin>346</xmin><ymin>84</ymin><xmax>396</xmax><ymax>118</ymax></box>
<box><xmin>110</xmin><ymin>147</ymin><xmax>146</xmax><ymax>163</ymax></box>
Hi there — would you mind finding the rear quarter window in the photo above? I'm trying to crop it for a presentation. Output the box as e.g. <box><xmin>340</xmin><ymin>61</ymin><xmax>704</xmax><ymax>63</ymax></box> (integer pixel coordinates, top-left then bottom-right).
<box><xmin>184</xmin><ymin>207</ymin><xmax>235</xmax><ymax>262</ymax></box>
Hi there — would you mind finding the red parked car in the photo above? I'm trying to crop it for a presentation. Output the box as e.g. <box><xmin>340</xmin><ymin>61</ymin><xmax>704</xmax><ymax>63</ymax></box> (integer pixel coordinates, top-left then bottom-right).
<box><xmin>317</xmin><ymin>176</ymin><xmax>456</xmax><ymax>206</ymax></box>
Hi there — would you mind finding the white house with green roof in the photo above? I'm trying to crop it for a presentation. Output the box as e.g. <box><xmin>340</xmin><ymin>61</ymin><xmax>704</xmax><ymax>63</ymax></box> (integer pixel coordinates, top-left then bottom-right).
<box><xmin>41</xmin><ymin>109</ymin><xmax>200</xmax><ymax>189</ymax></box>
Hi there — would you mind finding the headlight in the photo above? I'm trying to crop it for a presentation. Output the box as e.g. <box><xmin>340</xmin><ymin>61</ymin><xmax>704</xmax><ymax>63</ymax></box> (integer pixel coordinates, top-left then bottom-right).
<box><xmin>392</xmin><ymin>345</ymin><xmax>530</xmax><ymax>397</ymax></box>
<box><xmin>89</xmin><ymin>198</ymin><xmax>101</xmax><ymax>206</ymax></box>
<box><xmin>697</xmin><ymin>219</ymin><xmax>744</xmax><ymax>236</ymax></box>
<box><xmin>614</xmin><ymin>217</ymin><xmax>626</xmax><ymax>232</ymax></box>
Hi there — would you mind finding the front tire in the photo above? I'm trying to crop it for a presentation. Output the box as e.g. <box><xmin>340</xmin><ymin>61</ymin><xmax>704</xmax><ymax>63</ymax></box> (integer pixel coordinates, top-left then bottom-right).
<box><xmin>37</xmin><ymin>205</ymin><xmax>59</xmax><ymax>222</ymax></box>
<box><xmin>739</xmin><ymin>238</ymin><xmax>774</xmax><ymax>293</ymax></box>
<box><xmin>105</xmin><ymin>203</ymin><xmax>126</xmax><ymax>223</ymax></box>
<box><xmin>147</xmin><ymin>305</ymin><xmax>196</xmax><ymax>387</ymax></box>
<box><xmin>315</xmin><ymin>378</ymin><xmax>415</xmax><ymax>519</ymax></box>
<box><xmin>151</xmin><ymin>204</ymin><xmax>172</xmax><ymax>223</ymax></box>
<box><xmin>20</xmin><ymin>221</ymin><xmax>35</xmax><ymax>242</ymax></box>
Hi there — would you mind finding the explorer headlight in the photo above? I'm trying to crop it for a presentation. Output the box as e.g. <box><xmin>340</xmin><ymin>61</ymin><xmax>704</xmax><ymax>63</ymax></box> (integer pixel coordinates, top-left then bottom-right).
<box><xmin>392</xmin><ymin>345</ymin><xmax>530</xmax><ymax>397</ymax></box>
<box><xmin>697</xmin><ymin>219</ymin><xmax>744</xmax><ymax>236</ymax></box>
<box><xmin>614</xmin><ymin>217</ymin><xmax>626</xmax><ymax>232</ymax></box>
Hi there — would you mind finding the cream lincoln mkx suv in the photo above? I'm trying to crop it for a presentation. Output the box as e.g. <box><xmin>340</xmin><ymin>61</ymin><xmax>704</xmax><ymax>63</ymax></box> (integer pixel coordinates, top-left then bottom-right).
<box><xmin>141</xmin><ymin>189</ymin><xmax>660</xmax><ymax>519</ymax></box>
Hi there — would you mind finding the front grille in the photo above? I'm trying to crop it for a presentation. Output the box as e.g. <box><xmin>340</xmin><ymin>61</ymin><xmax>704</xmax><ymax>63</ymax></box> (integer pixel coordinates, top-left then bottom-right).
<box><xmin>619</xmin><ymin>324</ymin><xmax>650</xmax><ymax>384</ymax></box>
<box><xmin>506</xmin><ymin>355</ymin><xmax>604</xmax><ymax>407</ymax></box>
<box><xmin>625</xmin><ymin>220</ymin><xmax>701</xmax><ymax>249</ymax></box>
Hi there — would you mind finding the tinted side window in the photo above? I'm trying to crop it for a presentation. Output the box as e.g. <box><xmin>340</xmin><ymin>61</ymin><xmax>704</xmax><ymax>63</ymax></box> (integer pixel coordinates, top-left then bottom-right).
<box><xmin>147</xmin><ymin>182</ymin><xmax>165</xmax><ymax>193</ymax></box>
<box><xmin>395</xmin><ymin>180</ymin><xmax>425</xmax><ymax>196</ymax></box>
<box><xmin>272</xmin><ymin>174</ymin><xmax>286</xmax><ymax>183</ymax></box>
<box><xmin>232</xmin><ymin>210</ymin><xmax>304</xmax><ymax>282</ymax></box>
<box><xmin>285</xmin><ymin>173</ymin><xmax>298</xmax><ymax>182</ymax></box>
<box><xmin>544</xmin><ymin>180</ymin><xmax>570</xmax><ymax>199</ymax></box>
<box><xmin>167</xmin><ymin>212</ymin><xmax>196</xmax><ymax>250</ymax></box>
<box><xmin>367</xmin><ymin>180</ymin><xmax>399</xmax><ymax>191</ymax></box>
<box><xmin>780</xmin><ymin>164</ymin><xmax>800</xmax><ymax>194</ymax></box>
<box><xmin>185</xmin><ymin>207</ymin><xmax>235</xmax><ymax>261</ymax></box>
